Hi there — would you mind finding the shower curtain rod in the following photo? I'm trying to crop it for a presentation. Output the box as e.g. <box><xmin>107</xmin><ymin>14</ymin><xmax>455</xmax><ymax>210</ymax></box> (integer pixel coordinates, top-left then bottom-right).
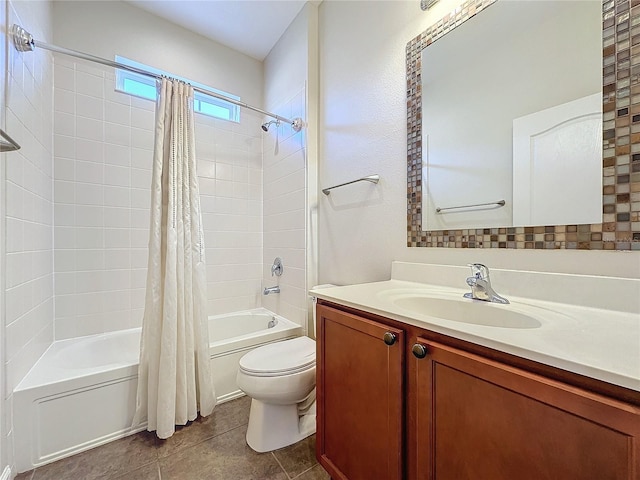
<box><xmin>10</xmin><ymin>24</ymin><xmax>304</xmax><ymax>132</ymax></box>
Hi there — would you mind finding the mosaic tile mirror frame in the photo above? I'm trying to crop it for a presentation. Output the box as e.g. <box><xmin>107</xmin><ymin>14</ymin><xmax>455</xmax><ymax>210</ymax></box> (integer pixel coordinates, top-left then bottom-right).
<box><xmin>407</xmin><ymin>0</ymin><xmax>639</xmax><ymax>250</ymax></box>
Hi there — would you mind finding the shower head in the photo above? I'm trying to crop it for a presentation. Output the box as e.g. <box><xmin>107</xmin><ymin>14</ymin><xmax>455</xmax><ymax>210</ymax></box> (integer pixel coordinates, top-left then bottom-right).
<box><xmin>261</xmin><ymin>119</ymin><xmax>280</xmax><ymax>132</ymax></box>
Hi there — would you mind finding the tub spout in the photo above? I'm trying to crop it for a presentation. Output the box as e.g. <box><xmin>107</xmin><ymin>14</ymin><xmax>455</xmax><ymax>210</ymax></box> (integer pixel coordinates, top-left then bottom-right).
<box><xmin>263</xmin><ymin>286</ymin><xmax>280</xmax><ymax>295</ymax></box>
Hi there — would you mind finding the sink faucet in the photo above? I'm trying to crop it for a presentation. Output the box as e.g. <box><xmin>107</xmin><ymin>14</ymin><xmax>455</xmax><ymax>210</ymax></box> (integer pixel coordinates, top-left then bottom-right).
<box><xmin>263</xmin><ymin>285</ymin><xmax>280</xmax><ymax>295</ymax></box>
<box><xmin>463</xmin><ymin>263</ymin><xmax>509</xmax><ymax>304</ymax></box>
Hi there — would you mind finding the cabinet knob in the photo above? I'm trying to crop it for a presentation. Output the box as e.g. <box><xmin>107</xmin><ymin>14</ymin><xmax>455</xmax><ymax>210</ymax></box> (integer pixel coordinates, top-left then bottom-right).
<box><xmin>412</xmin><ymin>343</ymin><xmax>428</xmax><ymax>359</ymax></box>
<box><xmin>383</xmin><ymin>332</ymin><xmax>397</xmax><ymax>346</ymax></box>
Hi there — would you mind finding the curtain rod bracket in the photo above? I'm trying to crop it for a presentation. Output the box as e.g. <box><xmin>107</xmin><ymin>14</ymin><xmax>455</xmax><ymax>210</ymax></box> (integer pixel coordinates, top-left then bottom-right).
<box><xmin>292</xmin><ymin>118</ymin><xmax>304</xmax><ymax>132</ymax></box>
<box><xmin>11</xmin><ymin>25</ymin><xmax>35</xmax><ymax>52</ymax></box>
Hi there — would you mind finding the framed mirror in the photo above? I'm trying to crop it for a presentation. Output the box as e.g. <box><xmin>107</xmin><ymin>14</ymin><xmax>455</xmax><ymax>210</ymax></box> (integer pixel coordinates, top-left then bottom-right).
<box><xmin>406</xmin><ymin>0</ymin><xmax>639</xmax><ymax>250</ymax></box>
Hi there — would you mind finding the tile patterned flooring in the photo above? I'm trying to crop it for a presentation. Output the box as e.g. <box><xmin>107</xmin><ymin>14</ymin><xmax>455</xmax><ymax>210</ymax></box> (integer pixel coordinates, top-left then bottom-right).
<box><xmin>15</xmin><ymin>396</ymin><xmax>330</xmax><ymax>480</ymax></box>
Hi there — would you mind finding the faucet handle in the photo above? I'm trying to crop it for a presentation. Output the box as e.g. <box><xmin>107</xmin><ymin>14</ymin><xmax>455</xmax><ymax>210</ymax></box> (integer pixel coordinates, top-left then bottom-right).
<box><xmin>467</xmin><ymin>263</ymin><xmax>489</xmax><ymax>280</ymax></box>
<box><xmin>271</xmin><ymin>257</ymin><xmax>283</xmax><ymax>277</ymax></box>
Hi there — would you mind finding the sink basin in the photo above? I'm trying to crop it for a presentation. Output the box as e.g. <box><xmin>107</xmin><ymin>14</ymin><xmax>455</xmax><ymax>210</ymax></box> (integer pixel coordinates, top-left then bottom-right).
<box><xmin>381</xmin><ymin>292</ymin><xmax>542</xmax><ymax>329</ymax></box>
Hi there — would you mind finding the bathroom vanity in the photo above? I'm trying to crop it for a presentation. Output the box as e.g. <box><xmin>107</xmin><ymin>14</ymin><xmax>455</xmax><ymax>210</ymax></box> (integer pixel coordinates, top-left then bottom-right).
<box><xmin>312</xmin><ymin>263</ymin><xmax>640</xmax><ymax>480</ymax></box>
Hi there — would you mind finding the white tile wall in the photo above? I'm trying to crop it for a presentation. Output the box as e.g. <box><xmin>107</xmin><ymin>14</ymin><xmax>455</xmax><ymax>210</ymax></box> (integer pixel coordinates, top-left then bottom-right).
<box><xmin>261</xmin><ymin>87</ymin><xmax>308</xmax><ymax>331</ymax></box>
<box><xmin>52</xmin><ymin>57</ymin><xmax>137</xmax><ymax>339</ymax></box>
<box><xmin>53</xmin><ymin>58</ymin><xmax>265</xmax><ymax>339</ymax></box>
<box><xmin>3</xmin><ymin>0</ymin><xmax>54</xmax><ymax>473</ymax></box>
<box><xmin>200</xmin><ymin>115</ymin><xmax>265</xmax><ymax>315</ymax></box>
<box><xmin>4</xmin><ymin>0</ymin><xmax>54</xmax><ymax>392</ymax></box>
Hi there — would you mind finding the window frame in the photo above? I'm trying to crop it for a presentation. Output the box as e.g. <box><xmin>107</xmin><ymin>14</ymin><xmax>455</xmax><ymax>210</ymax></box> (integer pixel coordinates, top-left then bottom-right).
<box><xmin>114</xmin><ymin>56</ymin><xmax>241</xmax><ymax>123</ymax></box>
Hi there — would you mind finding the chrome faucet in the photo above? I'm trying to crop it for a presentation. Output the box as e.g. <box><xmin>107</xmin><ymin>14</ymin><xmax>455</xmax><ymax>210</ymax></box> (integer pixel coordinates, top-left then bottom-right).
<box><xmin>271</xmin><ymin>257</ymin><xmax>283</xmax><ymax>277</ymax></box>
<box><xmin>463</xmin><ymin>263</ymin><xmax>509</xmax><ymax>304</ymax></box>
<box><xmin>263</xmin><ymin>285</ymin><xmax>280</xmax><ymax>295</ymax></box>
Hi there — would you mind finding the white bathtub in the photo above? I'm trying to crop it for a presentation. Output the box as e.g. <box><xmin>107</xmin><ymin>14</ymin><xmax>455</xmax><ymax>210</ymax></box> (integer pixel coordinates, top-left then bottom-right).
<box><xmin>13</xmin><ymin>308</ymin><xmax>302</xmax><ymax>472</ymax></box>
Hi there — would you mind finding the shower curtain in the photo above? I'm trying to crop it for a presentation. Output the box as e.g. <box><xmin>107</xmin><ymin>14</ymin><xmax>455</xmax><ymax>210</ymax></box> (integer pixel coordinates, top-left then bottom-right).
<box><xmin>132</xmin><ymin>78</ymin><xmax>216</xmax><ymax>439</ymax></box>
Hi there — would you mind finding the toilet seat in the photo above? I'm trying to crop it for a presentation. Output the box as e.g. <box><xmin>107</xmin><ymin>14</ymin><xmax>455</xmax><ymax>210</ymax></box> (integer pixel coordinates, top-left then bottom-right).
<box><xmin>239</xmin><ymin>336</ymin><xmax>315</xmax><ymax>377</ymax></box>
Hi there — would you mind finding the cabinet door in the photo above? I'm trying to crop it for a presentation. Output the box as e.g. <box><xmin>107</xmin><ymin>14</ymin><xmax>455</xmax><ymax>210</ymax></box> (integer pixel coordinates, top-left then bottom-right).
<box><xmin>411</xmin><ymin>339</ymin><xmax>640</xmax><ymax>480</ymax></box>
<box><xmin>317</xmin><ymin>304</ymin><xmax>404</xmax><ymax>480</ymax></box>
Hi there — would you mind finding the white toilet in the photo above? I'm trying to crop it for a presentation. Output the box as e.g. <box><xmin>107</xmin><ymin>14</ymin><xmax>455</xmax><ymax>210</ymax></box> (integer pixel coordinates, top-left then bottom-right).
<box><xmin>236</xmin><ymin>286</ymin><xmax>334</xmax><ymax>453</ymax></box>
<box><xmin>236</xmin><ymin>336</ymin><xmax>317</xmax><ymax>452</ymax></box>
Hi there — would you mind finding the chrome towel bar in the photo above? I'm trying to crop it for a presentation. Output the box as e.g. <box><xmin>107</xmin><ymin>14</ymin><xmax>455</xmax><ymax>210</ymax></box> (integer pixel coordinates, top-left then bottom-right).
<box><xmin>436</xmin><ymin>199</ymin><xmax>505</xmax><ymax>214</ymax></box>
<box><xmin>0</xmin><ymin>128</ymin><xmax>21</xmax><ymax>152</ymax></box>
<box><xmin>322</xmin><ymin>174</ymin><xmax>380</xmax><ymax>195</ymax></box>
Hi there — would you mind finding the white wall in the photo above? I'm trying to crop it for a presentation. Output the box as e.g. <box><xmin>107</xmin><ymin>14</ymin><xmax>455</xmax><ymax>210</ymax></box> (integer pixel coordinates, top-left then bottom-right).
<box><xmin>262</xmin><ymin>3</ymin><xmax>318</xmax><ymax>333</ymax></box>
<box><xmin>52</xmin><ymin>1</ymin><xmax>262</xmax><ymax>107</ymax></box>
<box><xmin>2</xmin><ymin>0</ymin><xmax>54</xmax><ymax>475</ymax></box>
<box><xmin>317</xmin><ymin>0</ymin><xmax>640</xmax><ymax>287</ymax></box>
<box><xmin>51</xmin><ymin>1</ymin><xmax>266</xmax><ymax>339</ymax></box>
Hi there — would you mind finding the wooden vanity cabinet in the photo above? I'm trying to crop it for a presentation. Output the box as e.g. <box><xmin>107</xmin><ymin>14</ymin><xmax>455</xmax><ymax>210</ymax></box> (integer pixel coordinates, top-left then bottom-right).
<box><xmin>316</xmin><ymin>300</ymin><xmax>640</xmax><ymax>480</ymax></box>
<box><xmin>316</xmin><ymin>303</ymin><xmax>405</xmax><ymax>480</ymax></box>
<box><xmin>411</xmin><ymin>338</ymin><xmax>640</xmax><ymax>480</ymax></box>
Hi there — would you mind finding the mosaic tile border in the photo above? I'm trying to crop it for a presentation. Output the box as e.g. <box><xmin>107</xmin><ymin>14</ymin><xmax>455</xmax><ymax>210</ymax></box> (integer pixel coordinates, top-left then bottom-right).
<box><xmin>406</xmin><ymin>0</ymin><xmax>640</xmax><ymax>250</ymax></box>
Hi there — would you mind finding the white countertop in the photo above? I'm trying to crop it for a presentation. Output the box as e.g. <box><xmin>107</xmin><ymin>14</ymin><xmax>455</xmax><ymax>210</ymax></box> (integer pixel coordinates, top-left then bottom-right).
<box><xmin>311</xmin><ymin>273</ymin><xmax>640</xmax><ymax>392</ymax></box>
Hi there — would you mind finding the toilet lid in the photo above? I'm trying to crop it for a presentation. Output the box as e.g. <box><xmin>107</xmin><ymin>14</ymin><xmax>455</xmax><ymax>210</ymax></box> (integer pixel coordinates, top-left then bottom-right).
<box><xmin>239</xmin><ymin>336</ymin><xmax>316</xmax><ymax>376</ymax></box>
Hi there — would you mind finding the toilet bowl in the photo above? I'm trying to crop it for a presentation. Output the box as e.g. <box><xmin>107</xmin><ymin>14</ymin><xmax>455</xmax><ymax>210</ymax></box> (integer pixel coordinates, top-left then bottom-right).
<box><xmin>237</xmin><ymin>284</ymin><xmax>334</xmax><ymax>452</ymax></box>
<box><xmin>236</xmin><ymin>336</ymin><xmax>317</xmax><ymax>452</ymax></box>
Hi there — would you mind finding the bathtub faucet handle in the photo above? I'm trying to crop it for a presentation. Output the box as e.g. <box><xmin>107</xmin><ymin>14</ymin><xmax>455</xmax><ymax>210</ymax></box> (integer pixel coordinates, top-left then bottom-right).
<box><xmin>271</xmin><ymin>257</ymin><xmax>283</xmax><ymax>277</ymax></box>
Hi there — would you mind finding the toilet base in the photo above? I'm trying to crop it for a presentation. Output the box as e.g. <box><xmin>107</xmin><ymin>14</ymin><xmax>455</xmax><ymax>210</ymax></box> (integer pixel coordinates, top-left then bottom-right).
<box><xmin>245</xmin><ymin>398</ymin><xmax>316</xmax><ymax>452</ymax></box>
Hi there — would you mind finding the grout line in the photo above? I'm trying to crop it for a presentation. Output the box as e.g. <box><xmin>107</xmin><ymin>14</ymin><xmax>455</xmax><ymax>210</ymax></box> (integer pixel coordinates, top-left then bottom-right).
<box><xmin>270</xmin><ymin>451</ymin><xmax>292</xmax><ymax>480</ymax></box>
<box><xmin>155</xmin><ymin>420</ymin><xmax>250</xmax><ymax>460</ymax></box>
<box><xmin>105</xmin><ymin>458</ymin><xmax>158</xmax><ymax>479</ymax></box>
<box><xmin>289</xmin><ymin>462</ymin><xmax>322</xmax><ymax>480</ymax></box>
<box><xmin>154</xmin><ymin>395</ymin><xmax>252</xmax><ymax>459</ymax></box>
<box><xmin>156</xmin><ymin>461</ymin><xmax>162</xmax><ymax>480</ymax></box>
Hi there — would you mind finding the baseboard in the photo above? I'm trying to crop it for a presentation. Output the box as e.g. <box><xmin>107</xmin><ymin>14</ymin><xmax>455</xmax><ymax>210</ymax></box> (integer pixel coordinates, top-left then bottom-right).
<box><xmin>217</xmin><ymin>390</ymin><xmax>245</xmax><ymax>404</ymax></box>
<box><xmin>0</xmin><ymin>466</ymin><xmax>12</xmax><ymax>480</ymax></box>
<box><xmin>33</xmin><ymin>423</ymin><xmax>148</xmax><ymax>470</ymax></box>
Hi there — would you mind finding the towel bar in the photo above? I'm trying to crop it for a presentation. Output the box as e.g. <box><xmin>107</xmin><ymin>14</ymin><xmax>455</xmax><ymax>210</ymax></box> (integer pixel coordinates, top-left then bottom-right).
<box><xmin>436</xmin><ymin>199</ymin><xmax>505</xmax><ymax>213</ymax></box>
<box><xmin>322</xmin><ymin>174</ymin><xmax>380</xmax><ymax>195</ymax></box>
<box><xmin>0</xmin><ymin>128</ymin><xmax>21</xmax><ymax>152</ymax></box>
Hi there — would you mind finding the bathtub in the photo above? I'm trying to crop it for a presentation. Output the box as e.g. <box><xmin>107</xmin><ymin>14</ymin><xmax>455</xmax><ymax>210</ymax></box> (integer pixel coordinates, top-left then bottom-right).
<box><xmin>13</xmin><ymin>308</ymin><xmax>302</xmax><ymax>472</ymax></box>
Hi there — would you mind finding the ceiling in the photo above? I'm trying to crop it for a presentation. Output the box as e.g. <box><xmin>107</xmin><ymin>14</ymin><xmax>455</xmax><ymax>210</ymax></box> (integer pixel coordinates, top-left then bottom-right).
<box><xmin>126</xmin><ymin>1</ymin><xmax>308</xmax><ymax>61</ymax></box>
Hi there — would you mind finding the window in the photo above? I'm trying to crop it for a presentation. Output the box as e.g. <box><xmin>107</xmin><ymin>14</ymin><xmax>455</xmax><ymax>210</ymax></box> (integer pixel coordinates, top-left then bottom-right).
<box><xmin>115</xmin><ymin>56</ymin><xmax>240</xmax><ymax>122</ymax></box>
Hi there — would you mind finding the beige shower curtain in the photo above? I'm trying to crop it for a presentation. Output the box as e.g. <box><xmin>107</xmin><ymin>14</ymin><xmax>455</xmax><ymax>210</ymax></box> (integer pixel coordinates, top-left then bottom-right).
<box><xmin>132</xmin><ymin>78</ymin><xmax>216</xmax><ymax>439</ymax></box>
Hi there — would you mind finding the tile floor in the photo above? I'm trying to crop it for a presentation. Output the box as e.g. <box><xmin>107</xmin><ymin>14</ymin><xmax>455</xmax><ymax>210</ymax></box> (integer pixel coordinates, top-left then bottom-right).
<box><xmin>15</xmin><ymin>396</ymin><xmax>330</xmax><ymax>480</ymax></box>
